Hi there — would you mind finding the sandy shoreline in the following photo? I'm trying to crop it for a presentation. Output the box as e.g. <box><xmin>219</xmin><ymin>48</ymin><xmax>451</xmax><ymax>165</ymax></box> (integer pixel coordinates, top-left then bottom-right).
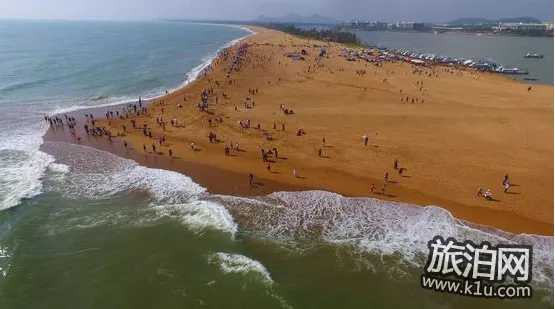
<box><xmin>43</xmin><ymin>25</ymin><xmax>554</xmax><ymax>235</ymax></box>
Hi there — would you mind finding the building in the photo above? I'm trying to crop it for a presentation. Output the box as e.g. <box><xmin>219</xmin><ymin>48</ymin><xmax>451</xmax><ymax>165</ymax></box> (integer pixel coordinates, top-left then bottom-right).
<box><xmin>396</xmin><ymin>22</ymin><xmax>414</xmax><ymax>30</ymax></box>
<box><xmin>498</xmin><ymin>23</ymin><xmax>548</xmax><ymax>31</ymax></box>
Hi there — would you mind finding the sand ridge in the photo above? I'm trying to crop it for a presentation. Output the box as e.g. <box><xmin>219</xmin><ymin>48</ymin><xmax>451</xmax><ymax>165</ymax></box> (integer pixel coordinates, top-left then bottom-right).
<box><xmin>97</xmin><ymin>26</ymin><xmax>554</xmax><ymax>235</ymax></box>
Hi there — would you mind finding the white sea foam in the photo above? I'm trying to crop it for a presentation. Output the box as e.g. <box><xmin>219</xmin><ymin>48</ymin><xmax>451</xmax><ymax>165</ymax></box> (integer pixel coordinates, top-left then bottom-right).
<box><xmin>44</xmin><ymin>142</ymin><xmax>205</xmax><ymax>202</ymax></box>
<box><xmin>47</xmin><ymin>163</ymin><xmax>70</xmax><ymax>174</ymax></box>
<box><xmin>216</xmin><ymin>190</ymin><xmax>554</xmax><ymax>288</ymax></box>
<box><xmin>210</xmin><ymin>252</ymin><xmax>273</xmax><ymax>285</ymax></box>
<box><xmin>153</xmin><ymin>201</ymin><xmax>237</xmax><ymax>236</ymax></box>
<box><xmin>0</xmin><ymin>117</ymin><xmax>56</xmax><ymax>210</ymax></box>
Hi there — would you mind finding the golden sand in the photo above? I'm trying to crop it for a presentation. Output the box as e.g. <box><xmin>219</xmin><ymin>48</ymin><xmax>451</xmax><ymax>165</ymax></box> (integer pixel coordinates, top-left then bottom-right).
<box><xmin>98</xmin><ymin>26</ymin><xmax>554</xmax><ymax>235</ymax></box>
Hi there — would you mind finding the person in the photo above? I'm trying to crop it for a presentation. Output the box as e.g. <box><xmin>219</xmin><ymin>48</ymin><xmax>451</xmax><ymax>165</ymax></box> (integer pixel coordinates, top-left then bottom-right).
<box><xmin>143</xmin><ymin>144</ymin><xmax>147</xmax><ymax>152</ymax></box>
<box><xmin>384</xmin><ymin>172</ymin><xmax>389</xmax><ymax>183</ymax></box>
<box><xmin>381</xmin><ymin>183</ymin><xmax>387</xmax><ymax>196</ymax></box>
<box><xmin>266</xmin><ymin>162</ymin><xmax>271</xmax><ymax>172</ymax></box>
<box><xmin>503</xmin><ymin>173</ymin><xmax>509</xmax><ymax>185</ymax></box>
<box><xmin>190</xmin><ymin>142</ymin><xmax>195</xmax><ymax>150</ymax></box>
<box><xmin>318</xmin><ymin>148</ymin><xmax>323</xmax><ymax>157</ymax></box>
<box><xmin>370</xmin><ymin>184</ymin><xmax>376</xmax><ymax>192</ymax></box>
<box><xmin>393</xmin><ymin>159</ymin><xmax>399</xmax><ymax>170</ymax></box>
<box><xmin>124</xmin><ymin>141</ymin><xmax>128</xmax><ymax>148</ymax></box>
<box><xmin>477</xmin><ymin>187</ymin><xmax>484</xmax><ymax>197</ymax></box>
<box><xmin>484</xmin><ymin>189</ymin><xmax>493</xmax><ymax>201</ymax></box>
<box><xmin>293</xmin><ymin>168</ymin><xmax>297</xmax><ymax>178</ymax></box>
<box><xmin>504</xmin><ymin>182</ymin><xmax>510</xmax><ymax>193</ymax></box>
<box><xmin>363</xmin><ymin>135</ymin><xmax>369</xmax><ymax>146</ymax></box>
<box><xmin>169</xmin><ymin>148</ymin><xmax>173</xmax><ymax>157</ymax></box>
<box><xmin>249</xmin><ymin>173</ymin><xmax>254</xmax><ymax>186</ymax></box>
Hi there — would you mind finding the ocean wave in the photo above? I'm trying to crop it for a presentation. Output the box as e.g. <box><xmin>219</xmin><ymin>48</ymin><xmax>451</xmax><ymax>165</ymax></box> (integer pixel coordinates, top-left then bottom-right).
<box><xmin>153</xmin><ymin>201</ymin><xmax>237</xmax><ymax>236</ymax></box>
<box><xmin>43</xmin><ymin>142</ymin><xmax>205</xmax><ymax>203</ymax></box>
<box><xmin>0</xmin><ymin>117</ymin><xmax>56</xmax><ymax>211</ymax></box>
<box><xmin>215</xmin><ymin>190</ymin><xmax>554</xmax><ymax>288</ymax></box>
<box><xmin>209</xmin><ymin>252</ymin><xmax>273</xmax><ymax>285</ymax></box>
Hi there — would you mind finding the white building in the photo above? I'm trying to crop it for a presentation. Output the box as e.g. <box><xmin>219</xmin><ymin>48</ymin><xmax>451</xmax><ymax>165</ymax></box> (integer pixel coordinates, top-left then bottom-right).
<box><xmin>396</xmin><ymin>22</ymin><xmax>414</xmax><ymax>30</ymax></box>
<box><xmin>499</xmin><ymin>22</ymin><xmax>548</xmax><ymax>31</ymax></box>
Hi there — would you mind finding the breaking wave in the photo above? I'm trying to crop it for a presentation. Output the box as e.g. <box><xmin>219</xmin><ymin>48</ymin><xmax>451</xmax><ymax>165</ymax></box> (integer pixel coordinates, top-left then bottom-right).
<box><xmin>214</xmin><ymin>190</ymin><xmax>554</xmax><ymax>288</ymax></box>
<box><xmin>209</xmin><ymin>252</ymin><xmax>273</xmax><ymax>285</ymax></box>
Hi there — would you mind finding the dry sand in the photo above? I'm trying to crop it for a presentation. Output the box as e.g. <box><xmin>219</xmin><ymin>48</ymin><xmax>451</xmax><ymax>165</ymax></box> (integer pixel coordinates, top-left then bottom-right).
<box><xmin>90</xmin><ymin>26</ymin><xmax>553</xmax><ymax>235</ymax></box>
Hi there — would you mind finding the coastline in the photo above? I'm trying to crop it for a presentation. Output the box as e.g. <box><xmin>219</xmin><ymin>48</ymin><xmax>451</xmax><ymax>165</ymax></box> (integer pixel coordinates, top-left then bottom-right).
<box><xmin>43</xmin><ymin>25</ymin><xmax>554</xmax><ymax>236</ymax></box>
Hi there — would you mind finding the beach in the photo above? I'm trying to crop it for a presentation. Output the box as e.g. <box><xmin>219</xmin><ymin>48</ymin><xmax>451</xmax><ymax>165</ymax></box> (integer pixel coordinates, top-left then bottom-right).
<box><xmin>46</xmin><ymin>25</ymin><xmax>553</xmax><ymax>235</ymax></box>
<box><xmin>1</xmin><ymin>20</ymin><xmax>553</xmax><ymax>309</ymax></box>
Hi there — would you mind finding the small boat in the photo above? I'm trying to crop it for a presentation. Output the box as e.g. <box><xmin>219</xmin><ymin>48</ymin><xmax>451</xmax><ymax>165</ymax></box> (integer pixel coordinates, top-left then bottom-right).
<box><xmin>524</xmin><ymin>53</ymin><xmax>543</xmax><ymax>59</ymax></box>
<box><xmin>523</xmin><ymin>77</ymin><xmax>538</xmax><ymax>81</ymax></box>
<box><xmin>494</xmin><ymin>66</ymin><xmax>529</xmax><ymax>75</ymax></box>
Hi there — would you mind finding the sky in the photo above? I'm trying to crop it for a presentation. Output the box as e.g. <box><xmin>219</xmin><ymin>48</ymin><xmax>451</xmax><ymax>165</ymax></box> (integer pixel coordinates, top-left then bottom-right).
<box><xmin>0</xmin><ymin>0</ymin><xmax>553</xmax><ymax>22</ymax></box>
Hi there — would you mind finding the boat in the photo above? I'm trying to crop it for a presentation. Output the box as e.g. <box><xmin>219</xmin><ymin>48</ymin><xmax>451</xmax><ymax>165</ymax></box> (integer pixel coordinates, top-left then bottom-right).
<box><xmin>524</xmin><ymin>53</ymin><xmax>543</xmax><ymax>59</ymax></box>
<box><xmin>494</xmin><ymin>66</ymin><xmax>529</xmax><ymax>75</ymax></box>
<box><xmin>523</xmin><ymin>77</ymin><xmax>538</xmax><ymax>81</ymax></box>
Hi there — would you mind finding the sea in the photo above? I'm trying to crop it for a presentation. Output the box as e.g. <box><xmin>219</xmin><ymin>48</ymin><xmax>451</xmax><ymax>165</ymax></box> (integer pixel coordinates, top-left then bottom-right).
<box><xmin>0</xmin><ymin>20</ymin><xmax>552</xmax><ymax>309</ymax></box>
<box><xmin>354</xmin><ymin>30</ymin><xmax>554</xmax><ymax>85</ymax></box>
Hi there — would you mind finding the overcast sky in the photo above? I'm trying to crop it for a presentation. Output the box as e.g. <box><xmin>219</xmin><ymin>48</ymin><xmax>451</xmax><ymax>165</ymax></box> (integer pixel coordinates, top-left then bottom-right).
<box><xmin>0</xmin><ymin>0</ymin><xmax>553</xmax><ymax>22</ymax></box>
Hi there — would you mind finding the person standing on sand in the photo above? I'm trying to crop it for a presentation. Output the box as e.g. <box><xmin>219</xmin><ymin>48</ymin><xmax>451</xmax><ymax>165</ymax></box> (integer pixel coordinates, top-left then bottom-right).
<box><xmin>504</xmin><ymin>182</ymin><xmax>511</xmax><ymax>193</ymax></box>
<box><xmin>249</xmin><ymin>173</ymin><xmax>254</xmax><ymax>186</ymax></box>
<box><xmin>477</xmin><ymin>187</ymin><xmax>484</xmax><ymax>197</ymax></box>
<box><xmin>363</xmin><ymin>135</ymin><xmax>369</xmax><ymax>146</ymax></box>
<box><xmin>393</xmin><ymin>159</ymin><xmax>399</xmax><ymax>170</ymax></box>
<box><xmin>168</xmin><ymin>148</ymin><xmax>173</xmax><ymax>158</ymax></box>
<box><xmin>381</xmin><ymin>183</ymin><xmax>387</xmax><ymax>196</ymax></box>
<box><xmin>293</xmin><ymin>168</ymin><xmax>297</xmax><ymax>178</ymax></box>
<box><xmin>143</xmin><ymin>144</ymin><xmax>147</xmax><ymax>152</ymax></box>
<box><xmin>384</xmin><ymin>172</ymin><xmax>389</xmax><ymax>183</ymax></box>
<box><xmin>318</xmin><ymin>148</ymin><xmax>323</xmax><ymax>157</ymax></box>
<box><xmin>503</xmin><ymin>173</ymin><xmax>509</xmax><ymax>186</ymax></box>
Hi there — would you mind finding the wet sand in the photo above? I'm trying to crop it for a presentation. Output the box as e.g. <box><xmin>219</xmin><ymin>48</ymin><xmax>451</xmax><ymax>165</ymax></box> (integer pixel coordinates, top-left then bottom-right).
<box><xmin>44</xmin><ymin>25</ymin><xmax>553</xmax><ymax>235</ymax></box>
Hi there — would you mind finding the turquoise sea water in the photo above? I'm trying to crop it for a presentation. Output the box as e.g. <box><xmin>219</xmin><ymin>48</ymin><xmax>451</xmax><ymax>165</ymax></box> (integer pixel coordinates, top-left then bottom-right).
<box><xmin>0</xmin><ymin>20</ymin><xmax>553</xmax><ymax>309</ymax></box>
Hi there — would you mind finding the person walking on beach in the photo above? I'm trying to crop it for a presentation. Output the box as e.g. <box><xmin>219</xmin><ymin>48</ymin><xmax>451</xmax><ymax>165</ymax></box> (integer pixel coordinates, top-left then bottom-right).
<box><xmin>477</xmin><ymin>187</ymin><xmax>484</xmax><ymax>197</ymax></box>
<box><xmin>249</xmin><ymin>173</ymin><xmax>254</xmax><ymax>186</ymax></box>
<box><xmin>363</xmin><ymin>135</ymin><xmax>369</xmax><ymax>146</ymax></box>
<box><xmin>504</xmin><ymin>182</ymin><xmax>510</xmax><ymax>193</ymax></box>
<box><xmin>143</xmin><ymin>144</ymin><xmax>147</xmax><ymax>152</ymax></box>
<box><xmin>384</xmin><ymin>172</ymin><xmax>389</xmax><ymax>183</ymax></box>
<box><xmin>168</xmin><ymin>148</ymin><xmax>173</xmax><ymax>158</ymax></box>
<box><xmin>503</xmin><ymin>173</ymin><xmax>509</xmax><ymax>186</ymax></box>
<box><xmin>381</xmin><ymin>183</ymin><xmax>387</xmax><ymax>196</ymax></box>
<box><xmin>393</xmin><ymin>159</ymin><xmax>399</xmax><ymax>170</ymax></box>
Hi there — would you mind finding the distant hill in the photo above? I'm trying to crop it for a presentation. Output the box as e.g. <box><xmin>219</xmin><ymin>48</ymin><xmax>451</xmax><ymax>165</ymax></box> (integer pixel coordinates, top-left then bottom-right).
<box><xmin>448</xmin><ymin>17</ymin><xmax>542</xmax><ymax>25</ymax></box>
<box><xmin>253</xmin><ymin>14</ymin><xmax>341</xmax><ymax>25</ymax></box>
